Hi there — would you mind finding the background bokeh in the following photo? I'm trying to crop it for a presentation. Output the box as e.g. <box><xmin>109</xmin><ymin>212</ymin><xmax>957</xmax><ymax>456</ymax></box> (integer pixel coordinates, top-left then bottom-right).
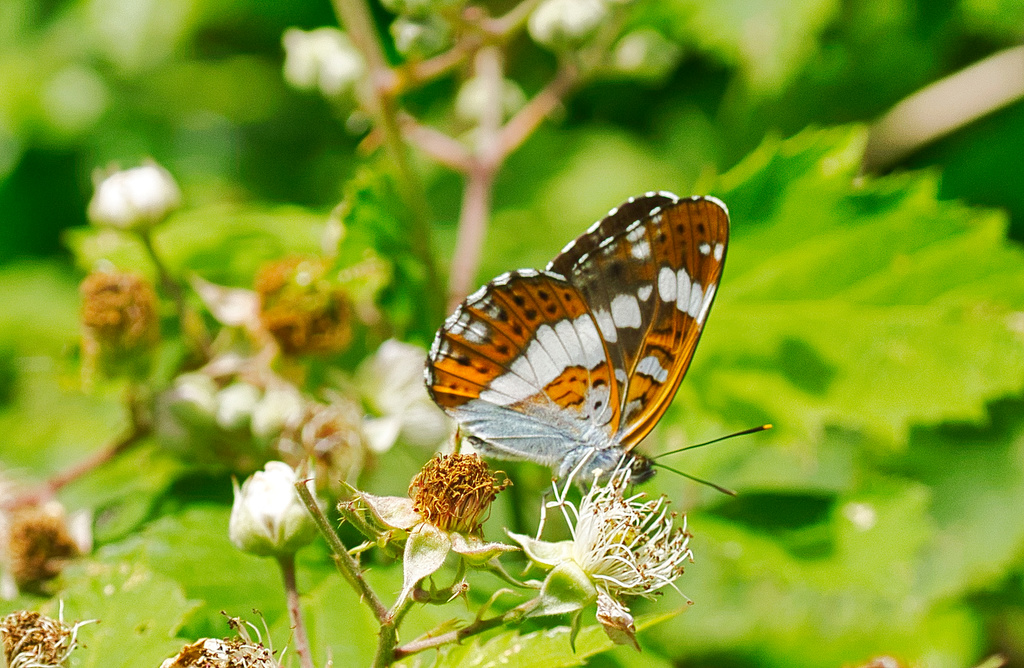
<box><xmin>3</xmin><ymin>0</ymin><xmax>1024</xmax><ymax>666</ymax></box>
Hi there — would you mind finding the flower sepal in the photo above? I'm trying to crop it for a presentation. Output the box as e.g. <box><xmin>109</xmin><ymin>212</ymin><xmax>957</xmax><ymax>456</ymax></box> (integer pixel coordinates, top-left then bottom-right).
<box><xmin>530</xmin><ymin>560</ymin><xmax>598</xmax><ymax>618</ymax></box>
<box><xmin>596</xmin><ymin>590</ymin><xmax>639</xmax><ymax>650</ymax></box>
<box><xmin>450</xmin><ymin>532</ymin><xmax>518</xmax><ymax>566</ymax></box>
<box><xmin>507</xmin><ymin>531</ymin><xmax>574</xmax><ymax>569</ymax></box>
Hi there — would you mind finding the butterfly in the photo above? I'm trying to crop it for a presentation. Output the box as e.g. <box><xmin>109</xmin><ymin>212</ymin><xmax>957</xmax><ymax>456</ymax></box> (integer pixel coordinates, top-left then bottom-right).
<box><xmin>425</xmin><ymin>192</ymin><xmax>729</xmax><ymax>483</ymax></box>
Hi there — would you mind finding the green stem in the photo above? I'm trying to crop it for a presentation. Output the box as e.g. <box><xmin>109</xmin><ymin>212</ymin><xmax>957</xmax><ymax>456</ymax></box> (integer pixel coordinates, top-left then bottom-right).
<box><xmin>330</xmin><ymin>0</ymin><xmax>444</xmax><ymax>321</ymax></box>
<box><xmin>294</xmin><ymin>481</ymin><xmax>389</xmax><ymax>624</ymax></box>
<box><xmin>137</xmin><ymin>228</ymin><xmax>210</xmax><ymax>357</ymax></box>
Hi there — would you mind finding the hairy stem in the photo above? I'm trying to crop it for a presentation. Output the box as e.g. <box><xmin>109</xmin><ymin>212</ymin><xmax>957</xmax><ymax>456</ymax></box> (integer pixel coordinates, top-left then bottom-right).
<box><xmin>278</xmin><ymin>553</ymin><xmax>315</xmax><ymax>668</ymax></box>
<box><xmin>295</xmin><ymin>480</ymin><xmax>389</xmax><ymax>623</ymax></box>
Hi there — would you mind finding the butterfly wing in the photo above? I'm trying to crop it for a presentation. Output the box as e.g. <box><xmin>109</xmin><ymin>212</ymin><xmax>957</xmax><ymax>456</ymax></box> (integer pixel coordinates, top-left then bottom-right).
<box><xmin>547</xmin><ymin>192</ymin><xmax>729</xmax><ymax>448</ymax></box>
<box><xmin>425</xmin><ymin>269</ymin><xmax>621</xmax><ymax>471</ymax></box>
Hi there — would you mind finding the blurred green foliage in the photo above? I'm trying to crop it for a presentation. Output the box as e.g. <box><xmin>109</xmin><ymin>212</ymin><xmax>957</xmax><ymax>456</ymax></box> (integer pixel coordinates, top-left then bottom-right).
<box><xmin>3</xmin><ymin>0</ymin><xmax>1024</xmax><ymax>666</ymax></box>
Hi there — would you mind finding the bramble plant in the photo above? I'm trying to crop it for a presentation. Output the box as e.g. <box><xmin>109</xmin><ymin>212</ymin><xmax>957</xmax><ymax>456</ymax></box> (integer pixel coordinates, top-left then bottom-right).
<box><xmin>4</xmin><ymin>0</ymin><xmax>1024</xmax><ymax>667</ymax></box>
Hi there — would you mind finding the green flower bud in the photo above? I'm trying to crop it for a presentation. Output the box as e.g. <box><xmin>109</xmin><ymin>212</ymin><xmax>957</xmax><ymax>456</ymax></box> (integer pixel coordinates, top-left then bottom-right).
<box><xmin>229</xmin><ymin>461</ymin><xmax>316</xmax><ymax>557</ymax></box>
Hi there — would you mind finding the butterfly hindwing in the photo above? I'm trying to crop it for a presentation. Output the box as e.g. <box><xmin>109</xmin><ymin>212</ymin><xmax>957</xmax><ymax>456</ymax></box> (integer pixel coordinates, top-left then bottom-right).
<box><xmin>426</xmin><ymin>270</ymin><xmax>620</xmax><ymax>469</ymax></box>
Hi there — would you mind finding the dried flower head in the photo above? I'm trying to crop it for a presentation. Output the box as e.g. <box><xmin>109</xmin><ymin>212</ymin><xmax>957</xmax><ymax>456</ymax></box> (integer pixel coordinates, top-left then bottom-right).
<box><xmin>4</xmin><ymin>505</ymin><xmax>81</xmax><ymax>590</ymax></box>
<box><xmin>159</xmin><ymin>637</ymin><xmax>280</xmax><ymax>668</ymax></box>
<box><xmin>409</xmin><ymin>454</ymin><xmax>509</xmax><ymax>534</ymax></box>
<box><xmin>255</xmin><ymin>257</ymin><xmax>352</xmax><ymax>356</ymax></box>
<box><xmin>277</xmin><ymin>398</ymin><xmax>365</xmax><ymax>493</ymax></box>
<box><xmin>80</xmin><ymin>271</ymin><xmax>159</xmax><ymax>351</ymax></box>
<box><xmin>1</xmin><ymin>610</ymin><xmax>88</xmax><ymax>668</ymax></box>
<box><xmin>346</xmin><ymin>454</ymin><xmax>516</xmax><ymax>607</ymax></box>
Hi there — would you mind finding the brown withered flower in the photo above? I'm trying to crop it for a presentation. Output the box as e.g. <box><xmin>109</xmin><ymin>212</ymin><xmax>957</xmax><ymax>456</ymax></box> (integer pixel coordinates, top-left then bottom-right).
<box><xmin>276</xmin><ymin>397</ymin><xmax>365</xmax><ymax>493</ymax></box>
<box><xmin>4</xmin><ymin>504</ymin><xmax>82</xmax><ymax>591</ymax></box>
<box><xmin>80</xmin><ymin>271</ymin><xmax>159</xmax><ymax>352</ymax></box>
<box><xmin>160</xmin><ymin>637</ymin><xmax>280</xmax><ymax>668</ymax></box>
<box><xmin>254</xmin><ymin>257</ymin><xmax>352</xmax><ymax>355</ymax></box>
<box><xmin>409</xmin><ymin>454</ymin><xmax>509</xmax><ymax>534</ymax></box>
<box><xmin>1</xmin><ymin>610</ymin><xmax>89</xmax><ymax>668</ymax></box>
<box><xmin>345</xmin><ymin>454</ymin><xmax>515</xmax><ymax>607</ymax></box>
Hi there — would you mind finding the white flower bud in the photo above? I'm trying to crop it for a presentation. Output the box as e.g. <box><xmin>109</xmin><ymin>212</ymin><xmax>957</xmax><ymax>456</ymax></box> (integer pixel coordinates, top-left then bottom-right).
<box><xmin>455</xmin><ymin>76</ymin><xmax>527</xmax><ymax>124</ymax></box>
<box><xmin>215</xmin><ymin>382</ymin><xmax>262</xmax><ymax>431</ymax></box>
<box><xmin>612</xmin><ymin>29</ymin><xmax>681</xmax><ymax>81</ymax></box>
<box><xmin>390</xmin><ymin>14</ymin><xmax>451</xmax><ymax>58</ymax></box>
<box><xmin>229</xmin><ymin>461</ymin><xmax>316</xmax><ymax>557</ymax></box>
<box><xmin>251</xmin><ymin>386</ymin><xmax>304</xmax><ymax>440</ymax></box>
<box><xmin>528</xmin><ymin>0</ymin><xmax>608</xmax><ymax>50</ymax></box>
<box><xmin>282</xmin><ymin>27</ymin><xmax>365</xmax><ymax>99</ymax></box>
<box><xmin>166</xmin><ymin>372</ymin><xmax>219</xmax><ymax>428</ymax></box>
<box><xmin>87</xmin><ymin>162</ymin><xmax>181</xmax><ymax>231</ymax></box>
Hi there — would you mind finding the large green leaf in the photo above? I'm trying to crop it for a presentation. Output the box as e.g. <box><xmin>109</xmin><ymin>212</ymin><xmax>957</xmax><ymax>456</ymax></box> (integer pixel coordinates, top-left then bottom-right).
<box><xmin>64</xmin><ymin>202</ymin><xmax>325</xmax><ymax>287</ymax></box>
<box><xmin>637</xmin><ymin>0</ymin><xmax>840</xmax><ymax>93</ymax></box>
<box><xmin>395</xmin><ymin>610</ymin><xmax>680</xmax><ymax>668</ymax></box>
<box><xmin>57</xmin><ymin>560</ymin><xmax>199</xmax><ymax>668</ymax></box>
<box><xmin>669</xmin><ymin>127</ymin><xmax>1024</xmax><ymax>456</ymax></box>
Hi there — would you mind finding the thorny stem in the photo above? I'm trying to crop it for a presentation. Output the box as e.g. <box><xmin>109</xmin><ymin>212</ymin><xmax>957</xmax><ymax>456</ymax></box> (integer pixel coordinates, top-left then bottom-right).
<box><xmin>330</xmin><ymin>0</ymin><xmax>444</xmax><ymax>322</ymax></box>
<box><xmin>294</xmin><ymin>480</ymin><xmax>389</xmax><ymax>624</ymax></box>
<box><xmin>375</xmin><ymin>596</ymin><xmax>413</xmax><ymax>667</ymax></box>
<box><xmin>137</xmin><ymin>228</ymin><xmax>210</xmax><ymax>357</ymax></box>
<box><xmin>278</xmin><ymin>553</ymin><xmax>315</xmax><ymax>668</ymax></box>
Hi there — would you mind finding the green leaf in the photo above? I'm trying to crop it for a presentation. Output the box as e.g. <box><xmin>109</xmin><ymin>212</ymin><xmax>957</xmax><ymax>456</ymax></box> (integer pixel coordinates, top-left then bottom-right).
<box><xmin>60</xmin><ymin>442</ymin><xmax>187</xmax><ymax>544</ymax></box>
<box><xmin>673</xmin><ymin>127</ymin><xmax>1024</xmax><ymax>456</ymax></box>
<box><xmin>646</xmin><ymin>481</ymin><xmax>981</xmax><ymax>667</ymax></box>
<box><xmin>637</xmin><ymin>0</ymin><xmax>840</xmax><ymax>92</ymax></box>
<box><xmin>96</xmin><ymin>505</ymin><xmax>286</xmax><ymax>637</ymax></box>
<box><xmin>57</xmin><ymin>560</ymin><xmax>199</xmax><ymax>668</ymax></box>
<box><xmin>409</xmin><ymin>610</ymin><xmax>680</xmax><ymax>668</ymax></box>
<box><xmin>333</xmin><ymin>166</ymin><xmax>436</xmax><ymax>340</ymax></box>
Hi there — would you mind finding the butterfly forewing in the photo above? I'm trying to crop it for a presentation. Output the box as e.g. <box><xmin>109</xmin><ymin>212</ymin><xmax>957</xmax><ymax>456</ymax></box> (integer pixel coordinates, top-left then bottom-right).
<box><xmin>547</xmin><ymin>193</ymin><xmax>729</xmax><ymax>448</ymax></box>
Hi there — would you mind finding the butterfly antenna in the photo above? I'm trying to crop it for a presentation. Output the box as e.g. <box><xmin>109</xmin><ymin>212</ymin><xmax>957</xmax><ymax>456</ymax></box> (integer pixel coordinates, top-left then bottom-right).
<box><xmin>652</xmin><ymin>463</ymin><xmax>737</xmax><ymax>496</ymax></box>
<box><xmin>653</xmin><ymin>424</ymin><xmax>772</xmax><ymax>460</ymax></box>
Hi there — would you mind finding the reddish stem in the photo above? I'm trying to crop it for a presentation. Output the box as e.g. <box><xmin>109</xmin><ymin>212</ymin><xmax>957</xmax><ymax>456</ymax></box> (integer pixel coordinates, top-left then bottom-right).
<box><xmin>278</xmin><ymin>553</ymin><xmax>315</xmax><ymax>668</ymax></box>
